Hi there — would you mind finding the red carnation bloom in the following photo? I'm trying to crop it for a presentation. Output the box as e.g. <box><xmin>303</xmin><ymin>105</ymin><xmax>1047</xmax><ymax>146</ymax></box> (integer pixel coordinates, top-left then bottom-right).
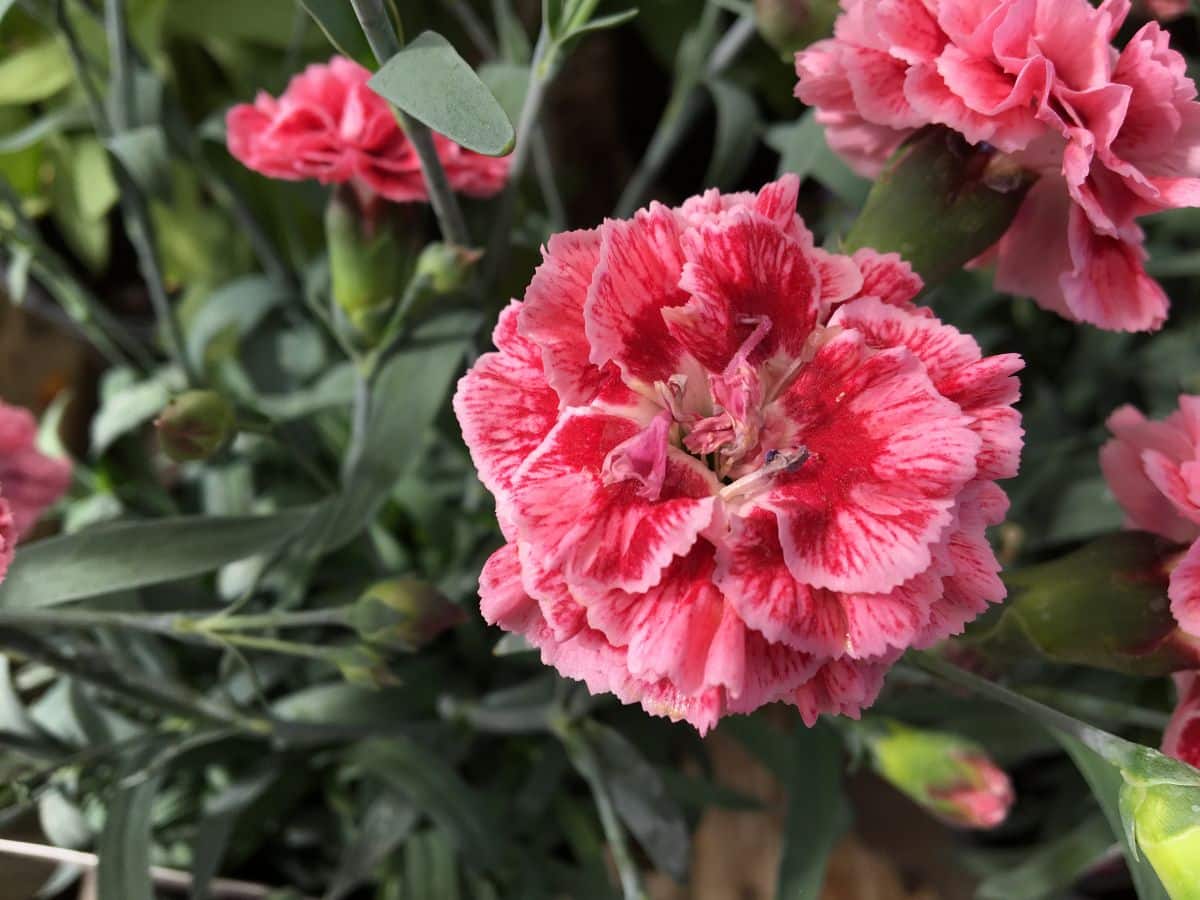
<box><xmin>454</xmin><ymin>176</ymin><xmax>1024</xmax><ymax>732</ymax></box>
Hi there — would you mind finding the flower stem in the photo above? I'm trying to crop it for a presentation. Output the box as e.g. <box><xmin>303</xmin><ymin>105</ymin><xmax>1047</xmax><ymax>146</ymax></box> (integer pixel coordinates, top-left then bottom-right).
<box><xmin>350</xmin><ymin>0</ymin><xmax>471</xmax><ymax>248</ymax></box>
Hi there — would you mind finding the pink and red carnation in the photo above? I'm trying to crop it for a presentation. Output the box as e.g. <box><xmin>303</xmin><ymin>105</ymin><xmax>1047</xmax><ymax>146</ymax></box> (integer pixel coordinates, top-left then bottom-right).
<box><xmin>454</xmin><ymin>176</ymin><xmax>1024</xmax><ymax>733</ymax></box>
<box><xmin>1164</xmin><ymin>672</ymin><xmax>1200</xmax><ymax>768</ymax></box>
<box><xmin>226</xmin><ymin>56</ymin><xmax>510</xmax><ymax>204</ymax></box>
<box><xmin>0</xmin><ymin>401</ymin><xmax>70</xmax><ymax>539</ymax></box>
<box><xmin>795</xmin><ymin>0</ymin><xmax>1200</xmax><ymax>333</ymax></box>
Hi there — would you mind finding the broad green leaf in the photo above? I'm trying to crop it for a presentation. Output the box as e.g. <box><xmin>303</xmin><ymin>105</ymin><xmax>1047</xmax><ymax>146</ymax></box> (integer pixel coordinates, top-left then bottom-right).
<box><xmin>583</xmin><ymin>722</ymin><xmax>689</xmax><ymax>880</ymax></box>
<box><xmin>977</xmin><ymin>815</ymin><xmax>1114</xmax><ymax>900</ymax></box>
<box><xmin>106</xmin><ymin>126</ymin><xmax>171</xmax><ymax>197</ymax></box>
<box><xmin>705</xmin><ymin>78</ymin><xmax>760</xmax><ymax>189</ymax></box>
<box><xmin>325</xmin><ymin>794</ymin><xmax>419</xmax><ymax>900</ymax></box>
<box><xmin>97</xmin><ymin>773</ymin><xmax>161</xmax><ymax>900</ymax></box>
<box><xmin>478</xmin><ymin>62</ymin><xmax>530</xmax><ymax>129</ymax></box>
<box><xmin>50</xmin><ymin>137</ymin><xmax>118</xmax><ymax>271</ymax></box>
<box><xmin>299</xmin><ymin>0</ymin><xmax>374</xmax><ymax>65</ymax></box>
<box><xmin>368</xmin><ymin>31</ymin><xmax>514</xmax><ymax>156</ymax></box>
<box><xmin>766</xmin><ymin>112</ymin><xmax>870</xmax><ymax>207</ymax></box>
<box><xmin>38</xmin><ymin>790</ymin><xmax>91</xmax><ymax>849</ymax></box>
<box><xmin>0</xmin><ymin>39</ymin><xmax>73</xmax><ymax>105</ymax></box>
<box><xmin>0</xmin><ymin>510</ymin><xmax>312</xmax><ymax>609</ymax></box>
<box><xmin>186</xmin><ymin>275</ymin><xmax>289</xmax><ymax>369</ymax></box>
<box><xmin>353</xmin><ymin>737</ymin><xmax>503</xmax><ymax>870</ymax></box>
<box><xmin>309</xmin><ymin>311</ymin><xmax>477</xmax><ymax>552</ymax></box>
<box><xmin>405</xmin><ymin>829</ymin><xmax>460</xmax><ymax>900</ymax></box>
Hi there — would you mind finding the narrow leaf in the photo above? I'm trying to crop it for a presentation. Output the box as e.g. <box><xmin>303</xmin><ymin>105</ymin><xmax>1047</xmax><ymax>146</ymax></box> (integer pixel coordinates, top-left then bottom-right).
<box><xmin>97</xmin><ymin>773</ymin><xmax>161</xmax><ymax>900</ymax></box>
<box><xmin>299</xmin><ymin>0</ymin><xmax>375</xmax><ymax>64</ymax></box>
<box><xmin>368</xmin><ymin>31</ymin><xmax>514</xmax><ymax>156</ymax></box>
<box><xmin>0</xmin><ymin>510</ymin><xmax>312</xmax><ymax>608</ymax></box>
<box><xmin>705</xmin><ymin>78</ymin><xmax>760</xmax><ymax>189</ymax></box>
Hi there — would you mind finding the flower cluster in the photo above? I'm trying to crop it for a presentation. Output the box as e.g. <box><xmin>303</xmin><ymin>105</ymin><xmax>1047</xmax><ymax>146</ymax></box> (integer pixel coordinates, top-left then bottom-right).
<box><xmin>0</xmin><ymin>401</ymin><xmax>70</xmax><ymax>540</ymax></box>
<box><xmin>455</xmin><ymin>176</ymin><xmax>1023</xmax><ymax>732</ymax></box>
<box><xmin>1101</xmin><ymin>396</ymin><xmax>1200</xmax><ymax>767</ymax></box>
<box><xmin>795</xmin><ymin>0</ymin><xmax>1200</xmax><ymax>332</ymax></box>
<box><xmin>227</xmin><ymin>56</ymin><xmax>510</xmax><ymax>206</ymax></box>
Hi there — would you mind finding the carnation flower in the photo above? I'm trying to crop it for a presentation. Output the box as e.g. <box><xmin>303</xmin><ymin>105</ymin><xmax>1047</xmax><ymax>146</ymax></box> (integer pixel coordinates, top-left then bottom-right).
<box><xmin>1164</xmin><ymin>672</ymin><xmax>1200</xmax><ymax>768</ymax></box>
<box><xmin>454</xmin><ymin>175</ymin><xmax>1024</xmax><ymax>733</ymax></box>
<box><xmin>0</xmin><ymin>401</ymin><xmax>71</xmax><ymax>538</ymax></box>
<box><xmin>795</xmin><ymin>0</ymin><xmax>1200</xmax><ymax>333</ymax></box>
<box><xmin>1143</xmin><ymin>0</ymin><xmax>1190</xmax><ymax>22</ymax></box>
<box><xmin>1100</xmin><ymin>396</ymin><xmax>1200</xmax><ymax>640</ymax></box>
<box><xmin>226</xmin><ymin>56</ymin><xmax>510</xmax><ymax>205</ymax></box>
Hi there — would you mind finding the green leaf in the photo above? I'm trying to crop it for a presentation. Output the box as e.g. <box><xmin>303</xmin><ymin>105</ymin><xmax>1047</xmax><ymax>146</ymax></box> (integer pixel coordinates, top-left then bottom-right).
<box><xmin>38</xmin><ymin>790</ymin><xmax>91</xmax><ymax>849</ymax></box>
<box><xmin>368</xmin><ymin>31</ymin><xmax>515</xmax><ymax>156</ymax></box>
<box><xmin>0</xmin><ymin>510</ymin><xmax>312</xmax><ymax>609</ymax></box>
<box><xmin>0</xmin><ymin>39</ymin><xmax>73</xmax><ymax>105</ymax></box>
<box><xmin>299</xmin><ymin>0</ymin><xmax>374</xmax><ymax>65</ymax></box>
<box><xmin>478</xmin><ymin>62</ymin><xmax>530</xmax><ymax>129</ymax></box>
<box><xmin>353</xmin><ymin>737</ymin><xmax>503</xmax><ymax>870</ymax></box>
<box><xmin>325</xmin><ymin>794</ymin><xmax>418</xmax><ymax>900</ymax></box>
<box><xmin>0</xmin><ymin>657</ymin><xmax>38</xmax><ymax>740</ymax></box>
<box><xmin>766</xmin><ymin>112</ymin><xmax>870</xmax><ymax>207</ymax></box>
<box><xmin>405</xmin><ymin>829</ymin><xmax>460</xmax><ymax>900</ymax></box>
<box><xmin>308</xmin><ymin>311</ymin><xmax>477</xmax><ymax>552</ymax></box>
<box><xmin>97</xmin><ymin>773</ymin><xmax>161</xmax><ymax>900</ymax></box>
<box><xmin>0</xmin><ymin>0</ymin><xmax>18</xmax><ymax>24</ymax></box>
<box><xmin>186</xmin><ymin>275</ymin><xmax>289</xmax><ymax>369</ymax></box>
<box><xmin>106</xmin><ymin>126</ymin><xmax>171</xmax><ymax>198</ymax></box>
<box><xmin>492</xmin><ymin>0</ymin><xmax>532</xmax><ymax>63</ymax></box>
<box><xmin>0</xmin><ymin>106</ymin><xmax>90</xmax><ymax>155</ymax></box>
<box><xmin>90</xmin><ymin>368</ymin><xmax>175</xmax><ymax>455</ymax></box>
<box><xmin>164</xmin><ymin>0</ymin><xmax>325</xmax><ymax>47</ymax></box>
<box><xmin>705</xmin><ymin>78</ymin><xmax>760</xmax><ymax>189</ymax></box>
<box><xmin>1055</xmin><ymin>731</ymin><xmax>1172</xmax><ymax>900</ymax></box>
<box><xmin>976</xmin><ymin>815</ymin><xmax>1114</xmax><ymax>900</ymax></box>
<box><xmin>562</xmin><ymin>8</ymin><xmax>639</xmax><ymax>40</ymax></box>
<box><xmin>584</xmin><ymin>723</ymin><xmax>689</xmax><ymax>880</ymax></box>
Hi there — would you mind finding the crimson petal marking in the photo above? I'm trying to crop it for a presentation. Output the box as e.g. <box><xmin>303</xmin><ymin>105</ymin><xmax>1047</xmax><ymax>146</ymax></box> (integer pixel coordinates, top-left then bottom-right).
<box><xmin>452</xmin><ymin>303</ymin><xmax>560</xmax><ymax>514</ymax></box>
<box><xmin>1169</xmin><ymin>539</ymin><xmax>1200</xmax><ymax>640</ymax></box>
<box><xmin>584</xmin><ymin>203</ymin><xmax>699</xmax><ymax>389</ymax></box>
<box><xmin>724</xmin><ymin>631</ymin><xmax>821</xmax><ymax>714</ymax></box>
<box><xmin>760</xmin><ymin>330</ymin><xmax>980</xmax><ymax>594</ymax></box>
<box><xmin>518</xmin><ymin>542</ymin><xmax>588</xmax><ymax>641</ymax></box>
<box><xmin>667</xmin><ymin>208</ymin><xmax>819</xmax><ymax>374</ymax></box>
<box><xmin>512</xmin><ymin>409</ymin><xmax>718</xmax><ymax>595</ymax></box>
<box><xmin>517</xmin><ymin>228</ymin><xmax>612</xmax><ymax>405</ymax></box>
<box><xmin>848</xmin><ymin>249</ymin><xmax>924</xmax><ymax>309</ymax></box>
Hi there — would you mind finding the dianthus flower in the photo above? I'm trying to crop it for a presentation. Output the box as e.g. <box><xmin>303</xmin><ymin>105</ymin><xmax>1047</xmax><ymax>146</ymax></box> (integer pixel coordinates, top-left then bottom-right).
<box><xmin>454</xmin><ymin>176</ymin><xmax>1024</xmax><ymax>732</ymax></box>
<box><xmin>1164</xmin><ymin>672</ymin><xmax>1200</xmax><ymax>768</ymax></box>
<box><xmin>226</xmin><ymin>56</ymin><xmax>509</xmax><ymax>204</ymax></box>
<box><xmin>0</xmin><ymin>401</ymin><xmax>70</xmax><ymax>538</ymax></box>
<box><xmin>1144</xmin><ymin>0</ymin><xmax>1190</xmax><ymax>22</ymax></box>
<box><xmin>795</xmin><ymin>0</ymin><xmax>1200</xmax><ymax>333</ymax></box>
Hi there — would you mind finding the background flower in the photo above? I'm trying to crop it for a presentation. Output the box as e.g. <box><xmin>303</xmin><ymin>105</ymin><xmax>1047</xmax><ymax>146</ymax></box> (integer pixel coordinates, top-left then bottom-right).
<box><xmin>455</xmin><ymin>175</ymin><xmax>1024</xmax><ymax>732</ymax></box>
<box><xmin>0</xmin><ymin>400</ymin><xmax>70</xmax><ymax>538</ymax></box>
<box><xmin>226</xmin><ymin>56</ymin><xmax>510</xmax><ymax>204</ymax></box>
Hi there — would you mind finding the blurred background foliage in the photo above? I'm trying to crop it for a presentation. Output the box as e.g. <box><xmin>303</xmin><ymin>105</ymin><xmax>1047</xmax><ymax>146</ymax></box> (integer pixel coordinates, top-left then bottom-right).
<box><xmin>0</xmin><ymin>0</ymin><xmax>1197</xmax><ymax>898</ymax></box>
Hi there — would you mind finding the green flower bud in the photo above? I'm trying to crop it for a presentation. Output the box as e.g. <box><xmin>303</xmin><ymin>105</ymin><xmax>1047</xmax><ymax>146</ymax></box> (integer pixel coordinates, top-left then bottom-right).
<box><xmin>1122</xmin><ymin>780</ymin><xmax>1200</xmax><ymax>899</ymax></box>
<box><xmin>843</xmin><ymin>127</ymin><xmax>1034</xmax><ymax>292</ymax></box>
<box><xmin>155</xmin><ymin>390</ymin><xmax>236</xmax><ymax>462</ymax></box>
<box><xmin>866</xmin><ymin>720</ymin><xmax>1013</xmax><ymax>829</ymax></box>
<box><xmin>963</xmin><ymin>532</ymin><xmax>1200</xmax><ymax>676</ymax></box>
<box><xmin>329</xmin><ymin>645</ymin><xmax>399</xmax><ymax>689</ymax></box>
<box><xmin>755</xmin><ymin>0</ymin><xmax>837</xmax><ymax>57</ymax></box>
<box><xmin>414</xmin><ymin>242</ymin><xmax>483</xmax><ymax>296</ymax></box>
<box><xmin>325</xmin><ymin>187</ymin><xmax>412</xmax><ymax>340</ymax></box>
<box><xmin>348</xmin><ymin>577</ymin><xmax>466</xmax><ymax>652</ymax></box>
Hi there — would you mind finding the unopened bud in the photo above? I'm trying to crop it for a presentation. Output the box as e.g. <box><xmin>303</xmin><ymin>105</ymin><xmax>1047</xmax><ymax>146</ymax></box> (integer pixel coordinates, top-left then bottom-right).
<box><xmin>349</xmin><ymin>577</ymin><xmax>466</xmax><ymax>652</ymax></box>
<box><xmin>1121</xmin><ymin>779</ymin><xmax>1200</xmax><ymax>899</ymax></box>
<box><xmin>867</xmin><ymin>720</ymin><xmax>1014</xmax><ymax>829</ymax></box>
<box><xmin>155</xmin><ymin>391</ymin><xmax>236</xmax><ymax>462</ymax></box>
<box><xmin>329</xmin><ymin>645</ymin><xmax>399</xmax><ymax>689</ymax></box>
<box><xmin>326</xmin><ymin>187</ymin><xmax>411</xmax><ymax>339</ymax></box>
<box><xmin>755</xmin><ymin>0</ymin><xmax>837</xmax><ymax>57</ymax></box>
<box><xmin>415</xmin><ymin>243</ymin><xmax>483</xmax><ymax>296</ymax></box>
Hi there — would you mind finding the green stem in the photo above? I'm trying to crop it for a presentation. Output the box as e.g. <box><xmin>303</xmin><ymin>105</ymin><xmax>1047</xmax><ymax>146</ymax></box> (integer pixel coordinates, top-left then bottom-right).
<box><xmin>197</xmin><ymin>607</ymin><xmax>350</xmax><ymax>633</ymax></box>
<box><xmin>350</xmin><ymin>0</ymin><xmax>470</xmax><ymax>247</ymax></box>
<box><xmin>614</xmin><ymin>9</ymin><xmax>755</xmax><ymax>218</ymax></box>
<box><xmin>558</xmin><ymin>723</ymin><xmax>647</xmax><ymax>900</ymax></box>
<box><xmin>201</xmin><ymin>632</ymin><xmax>332</xmax><ymax>661</ymax></box>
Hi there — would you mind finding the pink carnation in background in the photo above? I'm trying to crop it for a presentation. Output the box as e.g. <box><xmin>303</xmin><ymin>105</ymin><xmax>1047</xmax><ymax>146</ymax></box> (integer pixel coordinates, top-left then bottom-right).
<box><xmin>226</xmin><ymin>56</ymin><xmax>510</xmax><ymax>205</ymax></box>
<box><xmin>0</xmin><ymin>401</ymin><xmax>71</xmax><ymax>539</ymax></box>
<box><xmin>1143</xmin><ymin>0</ymin><xmax>1190</xmax><ymax>21</ymax></box>
<box><xmin>1164</xmin><ymin>672</ymin><xmax>1200</xmax><ymax>768</ymax></box>
<box><xmin>454</xmin><ymin>175</ymin><xmax>1024</xmax><ymax>733</ymax></box>
<box><xmin>795</xmin><ymin>0</ymin><xmax>1200</xmax><ymax>333</ymax></box>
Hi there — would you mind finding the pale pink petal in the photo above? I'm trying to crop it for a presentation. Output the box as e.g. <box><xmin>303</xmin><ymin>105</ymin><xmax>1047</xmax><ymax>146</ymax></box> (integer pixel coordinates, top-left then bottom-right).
<box><xmin>791</xmin><ymin>653</ymin><xmax>899</xmax><ymax>727</ymax></box>
<box><xmin>1171</xmin><ymin>540</ymin><xmax>1200</xmax><ymax>639</ymax></box>
<box><xmin>452</xmin><ymin>303</ymin><xmax>560</xmax><ymax>512</ymax></box>
<box><xmin>848</xmin><ymin>249</ymin><xmax>925</xmax><ymax>309</ymax></box>
<box><xmin>759</xmin><ymin>330</ymin><xmax>980</xmax><ymax>594</ymax></box>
